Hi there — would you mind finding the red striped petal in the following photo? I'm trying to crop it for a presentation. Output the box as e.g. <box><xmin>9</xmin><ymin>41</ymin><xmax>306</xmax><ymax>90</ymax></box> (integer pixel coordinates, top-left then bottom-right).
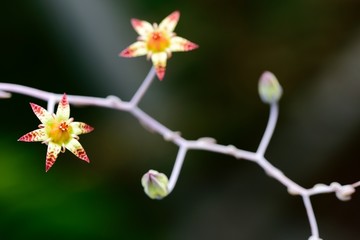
<box><xmin>18</xmin><ymin>129</ymin><xmax>47</xmax><ymax>142</ymax></box>
<box><xmin>45</xmin><ymin>143</ymin><xmax>61</xmax><ymax>172</ymax></box>
<box><xmin>151</xmin><ymin>52</ymin><xmax>167</xmax><ymax>80</ymax></box>
<box><xmin>131</xmin><ymin>18</ymin><xmax>153</xmax><ymax>36</ymax></box>
<box><xmin>170</xmin><ymin>36</ymin><xmax>198</xmax><ymax>52</ymax></box>
<box><xmin>159</xmin><ymin>11</ymin><xmax>180</xmax><ymax>33</ymax></box>
<box><xmin>65</xmin><ymin>139</ymin><xmax>90</xmax><ymax>162</ymax></box>
<box><xmin>119</xmin><ymin>41</ymin><xmax>147</xmax><ymax>58</ymax></box>
<box><xmin>56</xmin><ymin>93</ymin><xmax>70</xmax><ymax>120</ymax></box>
<box><xmin>30</xmin><ymin>103</ymin><xmax>52</xmax><ymax>124</ymax></box>
<box><xmin>71</xmin><ymin>122</ymin><xmax>94</xmax><ymax>135</ymax></box>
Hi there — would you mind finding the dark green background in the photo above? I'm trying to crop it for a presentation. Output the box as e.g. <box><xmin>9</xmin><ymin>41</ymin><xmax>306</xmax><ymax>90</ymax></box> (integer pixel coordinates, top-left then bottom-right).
<box><xmin>1</xmin><ymin>0</ymin><xmax>360</xmax><ymax>239</ymax></box>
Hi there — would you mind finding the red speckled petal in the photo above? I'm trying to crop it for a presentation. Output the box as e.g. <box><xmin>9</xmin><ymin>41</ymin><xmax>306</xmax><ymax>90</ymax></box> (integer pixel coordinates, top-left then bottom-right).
<box><xmin>170</xmin><ymin>36</ymin><xmax>198</xmax><ymax>52</ymax></box>
<box><xmin>71</xmin><ymin>122</ymin><xmax>94</xmax><ymax>135</ymax></box>
<box><xmin>159</xmin><ymin>11</ymin><xmax>180</xmax><ymax>33</ymax></box>
<box><xmin>151</xmin><ymin>52</ymin><xmax>167</xmax><ymax>80</ymax></box>
<box><xmin>65</xmin><ymin>138</ymin><xmax>90</xmax><ymax>162</ymax></box>
<box><xmin>46</xmin><ymin>143</ymin><xmax>61</xmax><ymax>172</ymax></box>
<box><xmin>18</xmin><ymin>129</ymin><xmax>47</xmax><ymax>142</ymax></box>
<box><xmin>56</xmin><ymin>93</ymin><xmax>70</xmax><ymax>120</ymax></box>
<box><xmin>119</xmin><ymin>41</ymin><xmax>147</xmax><ymax>58</ymax></box>
<box><xmin>30</xmin><ymin>103</ymin><xmax>52</xmax><ymax>124</ymax></box>
<box><xmin>131</xmin><ymin>18</ymin><xmax>154</xmax><ymax>36</ymax></box>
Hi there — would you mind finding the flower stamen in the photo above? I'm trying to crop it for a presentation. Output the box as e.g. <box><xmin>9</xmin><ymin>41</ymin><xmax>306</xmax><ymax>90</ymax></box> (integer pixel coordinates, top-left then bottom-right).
<box><xmin>59</xmin><ymin>122</ymin><xmax>68</xmax><ymax>131</ymax></box>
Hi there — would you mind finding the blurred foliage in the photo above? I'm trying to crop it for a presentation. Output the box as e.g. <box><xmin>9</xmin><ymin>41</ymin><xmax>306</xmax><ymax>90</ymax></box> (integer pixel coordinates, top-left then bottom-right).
<box><xmin>1</xmin><ymin>0</ymin><xmax>360</xmax><ymax>239</ymax></box>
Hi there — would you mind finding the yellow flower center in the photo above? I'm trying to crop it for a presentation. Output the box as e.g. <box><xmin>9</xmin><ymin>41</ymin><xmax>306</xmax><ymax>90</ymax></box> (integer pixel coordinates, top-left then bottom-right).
<box><xmin>147</xmin><ymin>31</ymin><xmax>170</xmax><ymax>53</ymax></box>
<box><xmin>46</xmin><ymin>120</ymin><xmax>72</xmax><ymax>145</ymax></box>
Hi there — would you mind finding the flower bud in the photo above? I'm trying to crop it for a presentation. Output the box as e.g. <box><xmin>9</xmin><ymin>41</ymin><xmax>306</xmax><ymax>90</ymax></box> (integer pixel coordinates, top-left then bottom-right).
<box><xmin>335</xmin><ymin>184</ymin><xmax>355</xmax><ymax>201</ymax></box>
<box><xmin>258</xmin><ymin>71</ymin><xmax>283</xmax><ymax>104</ymax></box>
<box><xmin>141</xmin><ymin>170</ymin><xmax>169</xmax><ymax>199</ymax></box>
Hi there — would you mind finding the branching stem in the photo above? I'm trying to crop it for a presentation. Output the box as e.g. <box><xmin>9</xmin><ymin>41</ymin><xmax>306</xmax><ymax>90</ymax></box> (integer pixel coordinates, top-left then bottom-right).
<box><xmin>0</xmin><ymin>67</ymin><xmax>358</xmax><ymax>240</ymax></box>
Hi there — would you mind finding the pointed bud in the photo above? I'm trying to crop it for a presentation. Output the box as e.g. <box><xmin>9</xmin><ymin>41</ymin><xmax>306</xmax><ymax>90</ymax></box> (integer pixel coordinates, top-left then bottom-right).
<box><xmin>258</xmin><ymin>71</ymin><xmax>283</xmax><ymax>104</ymax></box>
<box><xmin>141</xmin><ymin>170</ymin><xmax>169</xmax><ymax>199</ymax></box>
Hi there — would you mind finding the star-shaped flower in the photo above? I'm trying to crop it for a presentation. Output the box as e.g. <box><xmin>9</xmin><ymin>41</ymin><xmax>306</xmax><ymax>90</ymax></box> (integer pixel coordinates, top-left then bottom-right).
<box><xmin>120</xmin><ymin>10</ymin><xmax>198</xmax><ymax>80</ymax></box>
<box><xmin>18</xmin><ymin>93</ymin><xmax>94</xmax><ymax>172</ymax></box>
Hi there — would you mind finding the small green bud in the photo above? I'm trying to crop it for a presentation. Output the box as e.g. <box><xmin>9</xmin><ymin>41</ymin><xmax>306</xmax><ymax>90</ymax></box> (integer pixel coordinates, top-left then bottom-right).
<box><xmin>141</xmin><ymin>170</ymin><xmax>169</xmax><ymax>199</ymax></box>
<box><xmin>258</xmin><ymin>71</ymin><xmax>283</xmax><ymax>104</ymax></box>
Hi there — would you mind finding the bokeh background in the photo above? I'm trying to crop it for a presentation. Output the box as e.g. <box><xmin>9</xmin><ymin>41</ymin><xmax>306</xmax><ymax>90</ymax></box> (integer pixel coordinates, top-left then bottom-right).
<box><xmin>1</xmin><ymin>0</ymin><xmax>360</xmax><ymax>239</ymax></box>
